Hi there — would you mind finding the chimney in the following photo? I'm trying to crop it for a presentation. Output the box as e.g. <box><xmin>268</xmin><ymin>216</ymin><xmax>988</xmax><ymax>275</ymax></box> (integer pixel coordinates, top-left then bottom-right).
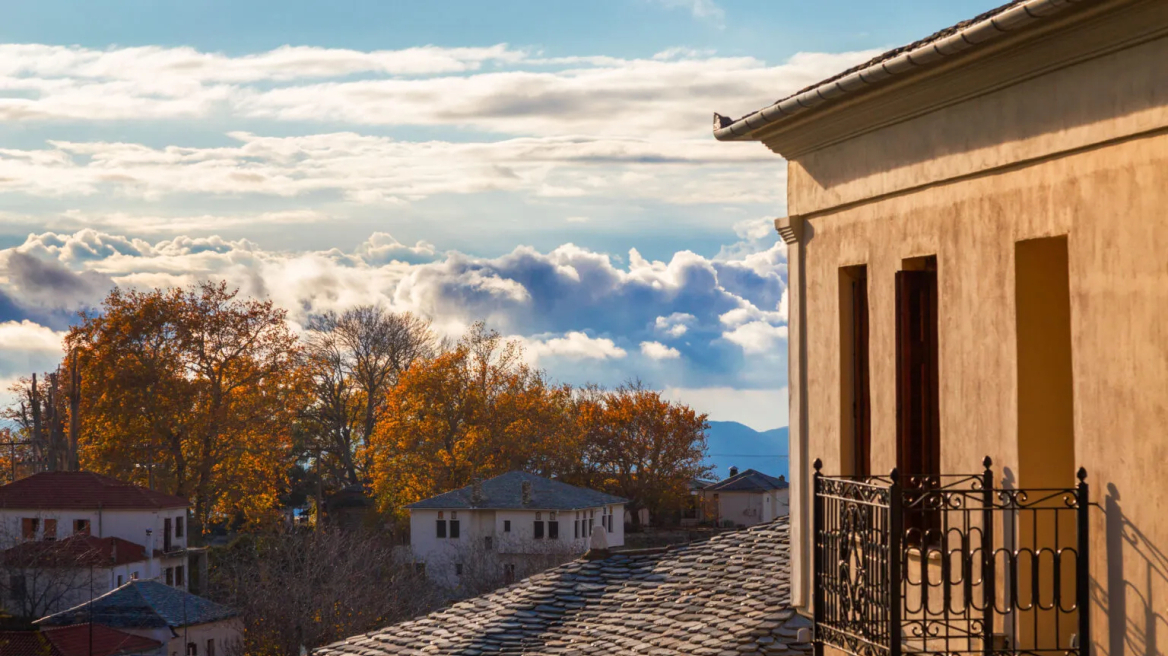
<box><xmin>471</xmin><ymin>478</ymin><xmax>484</xmax><ymax>506</ymax></box>
<box><xmin>521</xmin><ymin>480</ymin><xmax>532</xmax><ymax>505</ymax></box>
<box><xmin>144</xmin><ymin>529</ymin><xmax>154</xmax><ymax>579</ymax></box>
<box><xmin>729</xmin><ymin>466</ymin><xmax>739</xmax><ymax>478</ymax></box>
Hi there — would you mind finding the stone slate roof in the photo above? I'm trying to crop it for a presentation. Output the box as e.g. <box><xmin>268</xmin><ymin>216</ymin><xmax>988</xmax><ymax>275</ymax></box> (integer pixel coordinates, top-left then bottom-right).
<box><xmin>35</xmin><ymin>580</ymin><xmax>237</xmax><ymax>630</ymax></box>
<box><xmin>406</xmin><ymin>472</ymin><xmax>627</xmax><ymax>511</ymax></box>
<box><xmin>316</xmin><ymin>517</ymin><xmax>811</xmax><ymax>656</ymax></box>
<box><xmin>0</xmin><ymin>472</ymin><xmax>188</xmax><ymax>510</ymax></box>
<box><xmin>704</xmin><ymin>469</ymin><xmax>788</xmax><ymax>493</ymax></box>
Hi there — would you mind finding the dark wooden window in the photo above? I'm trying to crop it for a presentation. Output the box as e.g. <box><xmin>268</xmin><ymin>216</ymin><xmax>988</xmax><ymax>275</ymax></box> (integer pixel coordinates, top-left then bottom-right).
<box><xmin>163</xmin><ymin>518</ymin><xmax>173</xmax><ymax>552</ymax></box>
<box><xmin>504</xmin><ymin>520</ymin><xmax>511</xmax><ymax>533</ymax></box>
<box><xmin>175</xmin><ymin>517</ymin><xmax>184</xmax><ymax>538</ymax></box>
<box><xmin>436</xmin><ymin>520</ymin><xmax>447</xmax><ymax>538</ymax></box>
<box><xmin>73</xmin><ymin>519</ymin><xmax>90</xmax><ymax>536</ymax></box>
<box><xmin>43</xmin><ymin>519</ymin><xmax>57</xmax><ymax>541</ymax></box>
<box><xmin>176</xmin><ymin>566</ymin><xmax>184</xmax><ymax>586</ymax></box>
<box><xmin>449</xmin><ymin>520</ymin><xmax>460</xmax><ymax>539</ymax></box>
<box><xmin>548</xmin><ymin>521</ymin><xmax>559</xmax><ymax>539</ymax></box>
<box><xmin>206</xmin><ymin>639</ymin><xmax>215</xmax><ymax>656</ymax></box>
<box><xmin>844</xmin><ymin>266</ymin><xmax>872</xmax><ymax>477</ymax></box>
<box><xmin>896</xmin><ymin>261</ymin><xmax>941</xmax><ymax>542</ymax></box>
<box><xmin>21</xmin><ymin>518</ymin><xmax>37</xmax><ymax>540</ymax></box>
<box><xmin>533</xmin><ymin>520</ymin><xmax>544</xmax><ymax>539</ymax></box>
<box><xmin>166</xmin><ymin>568</ymin><xmax>174</xmax><ymax>585</ymax></box>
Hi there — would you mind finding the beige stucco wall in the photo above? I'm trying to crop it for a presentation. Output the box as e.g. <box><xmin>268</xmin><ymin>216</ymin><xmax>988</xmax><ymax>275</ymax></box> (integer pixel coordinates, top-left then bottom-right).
<box><xmin>782</xmin><ymin>13</ymin><xmax>1168</xmax><ymax>656</ymax></box>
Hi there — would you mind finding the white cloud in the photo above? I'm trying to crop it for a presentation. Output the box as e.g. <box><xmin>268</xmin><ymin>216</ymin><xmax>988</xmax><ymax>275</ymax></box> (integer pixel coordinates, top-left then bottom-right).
<box><xmin>0</xmin><ymin>132</ymin><xmax>778</xmax><ymax>206</ymax></box>
<box><xmin>640</xmin><ymin>341</ymin><xmax>681</xmax><ymax>360</ymax></box>
<box><xmin>655</xmin><ymin>312</ymin><xmax>695</xmax><ymax>337</ymax></box>
<box><xmin>565</xmin><ymin>216</ymin><xmax>590</xmax><ymax>223</ymax></box>
<box><xmin>526</xmin><ymin>332</ymin><xmax>627</xmax><ymax>361</ymax></box>
<box><xmin>0</xmin><ymin>43</ymin><xmax>878</xmax><ymax>138</ymax></box>
<box><xmin>722</xmin><ymin>320</ymin><xmax>788</xmax><ymax>354</ymax></box>
<box><xmin>0</xmin><ymin>321</ymin><xmax>68</xmax><ymax>385</ymax></box>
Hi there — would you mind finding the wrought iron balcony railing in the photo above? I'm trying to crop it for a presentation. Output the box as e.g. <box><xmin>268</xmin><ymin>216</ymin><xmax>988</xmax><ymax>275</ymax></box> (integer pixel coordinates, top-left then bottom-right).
<box><xmin>812</xmin><ymin>457</ymin><xmax>1089</xmax><ymax>656</ymax></box>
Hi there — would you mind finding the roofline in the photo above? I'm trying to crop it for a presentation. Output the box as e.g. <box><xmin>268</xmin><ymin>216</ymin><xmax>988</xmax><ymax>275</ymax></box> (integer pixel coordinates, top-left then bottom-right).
<box><xmin>406</xmin><ymin>500</ymin><xmax>628</xmax><ymax>511</ymax></box>
<box><xmin>712</xmin><ymin>0</ymin><xmax>1087</xmax><ymax>142</ymax></box>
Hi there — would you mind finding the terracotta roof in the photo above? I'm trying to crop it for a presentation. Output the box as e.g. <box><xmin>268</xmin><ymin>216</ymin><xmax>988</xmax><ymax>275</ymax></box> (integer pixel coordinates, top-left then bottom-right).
<box><xmin>316</xmin><ymin>517</ymin><xmax>811</xmax><ymax>656</ymax></box>
<box><xmin>42</xmin><ymin>624</ymin><xmax>162</xmax><ymax>656</ymax></box>
<box><xmin>0</xmin><ymin>630</ymin><xmax>63</xmax><ymax>656</ymax></box>
<box><xmin>0</xmin><ymin>472</ymin><xmax>188</xmax><ymax>511</ymax></box>
<box><xmin>36</xmin><ymin>580</ymin><xmax>237</xmax><ymax>630</ymax></box>
<box><xmin>1</xmin><ymin>536</ymin><xmax>162</xmax><ymax>568</ymax></box>
<box><xmin>714</xmin><ymin>0</ymin><xmax>1092</xmax><ymax>141</ymax></box>
<box><xmin>704</xmin><ymin>468</ymin><xmax>788</xmax><ymax>492</ymax></box>
<box><xmin>406</xmin><ymin>472</ymin><xmax>627</xmax><ymax>511</ymax></box>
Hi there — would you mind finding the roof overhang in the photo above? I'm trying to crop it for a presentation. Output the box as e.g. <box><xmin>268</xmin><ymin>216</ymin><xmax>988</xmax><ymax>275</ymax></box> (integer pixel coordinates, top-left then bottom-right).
<box><xmin>713</xmin><ymin>0</ymin><xmax>1094</xmax><ymax>148</ymax></box>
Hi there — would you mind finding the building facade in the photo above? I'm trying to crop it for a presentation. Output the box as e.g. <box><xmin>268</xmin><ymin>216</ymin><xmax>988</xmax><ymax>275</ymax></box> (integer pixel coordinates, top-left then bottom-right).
<box><xmin>0</xmin><ymin>472</ymin><xmax>192</xmax><ymax>618</ymax></box>
<box><xmin>715</xmin><ymin>2</ymin><xmax>1168</xmax><ymax>656</ymax></box>
<box><xmin>407</xmin><ymin>471</ymin><xmax>625</xmax><ymax>587</ymax></box>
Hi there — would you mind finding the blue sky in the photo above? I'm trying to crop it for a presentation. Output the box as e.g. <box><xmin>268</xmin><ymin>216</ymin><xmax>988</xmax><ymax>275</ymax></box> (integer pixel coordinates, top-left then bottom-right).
<box><xmin>0</xmin><ymin>0</ymin><xmax>1002</xmax><ymax>429</ymax></box>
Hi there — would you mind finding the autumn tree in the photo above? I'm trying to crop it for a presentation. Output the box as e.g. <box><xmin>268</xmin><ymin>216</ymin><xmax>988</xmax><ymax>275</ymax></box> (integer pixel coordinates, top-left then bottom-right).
<box><xmin>300</xmin><ymin>307</ymin><xmax>437</xmax><ymax>489</ymax></box>
<box><xmin>64</xmin><ymin>281</ymin><xmax>305</xmax><ymax>536</ymax></box>
<box><xmin>368</xmin><ymin>322</ymin><xmax>581</xmax><ymax>515</ymax></box>
<box><xmin>574</xmin><ymin>382</ymin><xmax>711</xmax><ymax>526</ymax></box>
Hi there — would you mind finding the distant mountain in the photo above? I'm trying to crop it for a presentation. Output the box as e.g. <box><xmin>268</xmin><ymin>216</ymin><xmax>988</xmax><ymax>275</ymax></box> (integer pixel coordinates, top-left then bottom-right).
<box><xmin>702</xmin><ymin>421</ymin><xmax>789</xmax><ymax>481</ymax></box>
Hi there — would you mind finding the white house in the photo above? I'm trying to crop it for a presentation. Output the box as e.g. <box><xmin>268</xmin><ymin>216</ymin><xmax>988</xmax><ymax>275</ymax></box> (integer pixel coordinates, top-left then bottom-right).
<box><xmin>407</xmin><ymin>471</ymin><xmax>626</xmax><ymax>587</ymax></box>
<box><xmin>702</xmin><ymin>468</ymin><xmax>789</xmax><ymax>528</ymax></box>
<box><xmin>35</xmin><ymin>579</ymin><xmax>242</xmax><ymax>656</ymax></box>
<box><xmin>0</xmin><ymin>471</ymin><xmax>192</xmax><ymax>618</ymax></box>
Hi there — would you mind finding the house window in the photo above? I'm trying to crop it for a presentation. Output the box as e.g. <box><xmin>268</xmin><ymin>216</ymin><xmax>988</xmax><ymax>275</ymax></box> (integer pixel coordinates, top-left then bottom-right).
<box><xmin>163</xmin><ymin>518</ymin><xmax>173</xmax><ymax>552</ymax></box>
<box><xmin>73</xmin><ymin>519</ymin><xmax>90</xmax><ymax>536</ymax></box>
<box><xmin>176</xmin><ymin>566</ymin><xmax>185</xmax><ymax>587</ymax></box>
<box><xmin>841</xmin><ymin>265</ymin><xmax>872</xmax><ymax>477</ymax></box>
<box><xmin>535</xmin><ymin>512</ymin><xmax>541</xmax><ymax>520</ymax></box>
<box><xmin>43</xmin><ymin>519</ymin><xmax>57</xmax><ymax>541</ymax></box>
<box><xmin>449</xmin><ymin>520</ymin><xmax>460</xmax><ymax>539</ymax></box>
<box><xmin>533</xmin><ymin>521</ymin><xmax>544</xmax><ymax>539</ymax></box>
<box><xmin>166</xmin><ymin>568</ymin><xmax>174</xmax><ymax>585</ymax></box>
<box><xmin>574</xmin><ymin>520</ymin><xmax>579</xmax><ymax>539</ymax></box>
<box><xmin>206</xmin><ymin>640</ymin><xmax>215</xmax><ymax>656</ymax></box>
<box><xmin>131</xmin><ymin>571</ymin><xmax>139</xmax><ymax>580</ymax></box>
<box><xmin>21</xmin><ymin>518</ymin><xmax>38</xmax><ymax>540</ymax></box>
<box><xmin>10</xmin><ymin>574</ymin><xmax>26</xmax><ymax>599</ymax></box>
<box><xmin>436</xmin><ymin>519</ymin><xmax>447</xmax><ymax>538</ymax></box>
<box><xmin>187</xmin><ymin>642</ymin><xmax>197</xmax><ymax>656</ymax></box>
<box><xmin>175</xmin><ymin>517</ymin><xmax>184</xmax><ymax>538</ymax></box>
<box><xmin>548</xmin><ymin>521</ymin><xmax>559</xmax><ymax>539</ymax></box>
<box><xmin>117</xmin><ymin>575</ymin><xmax>124</xmax><ymax>587</ymax></box>
<box><xmin>455</xmin><ymin>563</ymin><xmax>464</xmax><ymax>576</ymax></box>
<box><xmin>504</xmin><ymin>520</ymin><xmax>511</xmax><ymax>533</ymax></box>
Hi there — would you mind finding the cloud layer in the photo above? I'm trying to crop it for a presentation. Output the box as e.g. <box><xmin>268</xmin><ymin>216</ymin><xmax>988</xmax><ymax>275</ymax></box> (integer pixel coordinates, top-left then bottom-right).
<box><xmin>0</xmin><ymin>221</ymin><xmax>787</xmax><ymax>395</ymax></box>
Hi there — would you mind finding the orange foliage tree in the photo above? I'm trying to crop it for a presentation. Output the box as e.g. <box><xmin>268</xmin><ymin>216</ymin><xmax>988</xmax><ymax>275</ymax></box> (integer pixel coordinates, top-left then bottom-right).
<box><xmin>572</xmin><ymin>381</ymin><xmax>711</xmax><ymax>525</ymax></box>
<box><xmin>368</xmin><ymin>323</ymin><xmax>581</xmax><ymax>515</ymax></box>
<box><xmin>65</xmin><ymin>281</ymin><xmax>305</xmax><ymax>535</ymax></box>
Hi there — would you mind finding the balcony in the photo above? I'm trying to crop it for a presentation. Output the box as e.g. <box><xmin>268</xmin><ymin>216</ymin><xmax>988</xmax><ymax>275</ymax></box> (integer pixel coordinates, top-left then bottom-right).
<box><xmin>812</xmin><ymin>457</ymin><xmax>1089</xmax><ymax>656</ymax></box>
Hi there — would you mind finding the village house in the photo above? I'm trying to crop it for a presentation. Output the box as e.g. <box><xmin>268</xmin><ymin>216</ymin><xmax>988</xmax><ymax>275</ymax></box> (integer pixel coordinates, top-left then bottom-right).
<box><xmin>407</xmin><ymin>471</ymin><xmax>625</xmax><ymax>587</ymax></box>
<box><xmin>35</xmin><ymin>579</ymin><xmax>242</xmax><ymax>656</ymax></box>
<box><xmin>0</xmin><ymin>472</ymin><xmax>195</xmax><ymax>619</ymax></box>
<box><xmin>714</xmin><ymin>1</ymin><xmax>1168</xmax><ymax>656</ymax></box>
<box><xmin>702</xmin><ymin>467</ymin><xmax>789</xmax><ymax>528</ymax></box>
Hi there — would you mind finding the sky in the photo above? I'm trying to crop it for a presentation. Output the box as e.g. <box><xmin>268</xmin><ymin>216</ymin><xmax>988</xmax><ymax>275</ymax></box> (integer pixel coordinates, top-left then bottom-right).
<box><xmin>0</xmin><ymin>0</ymin><xmax>1003</xmax><ymax>430</ymax></box>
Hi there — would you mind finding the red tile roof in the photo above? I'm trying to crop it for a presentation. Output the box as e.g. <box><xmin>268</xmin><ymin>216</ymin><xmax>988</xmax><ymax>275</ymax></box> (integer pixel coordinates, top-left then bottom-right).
<box><xmin>43</xmin><ymin>624</ymin><xmax>162</xmax><ymax>656</ymax></box>
<box><xmin>0</xmin><ymin>472</ymin><xmax>187</xmax><ymax>510</ymax></box>
<box><xmin>0</xmin><ymin>630</ymin><xmax>64</xmax><ymax>656</ymax></box>
<box><xmin>1</xmin><ymin>535</ymin><xmax>162</xmax><ymax>568</ymax></box>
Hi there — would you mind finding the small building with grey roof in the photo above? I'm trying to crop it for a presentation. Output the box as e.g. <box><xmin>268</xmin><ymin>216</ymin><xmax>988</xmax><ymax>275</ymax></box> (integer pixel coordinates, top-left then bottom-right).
<box><xmin>701</xmin><ymin>467</ymin><xmax>789</xmax><ymax>528</ymax></box>
<box><xmin>406</xmin><ymin>472</ymin><xmax>626</xmax><ymax>589</ymax></box>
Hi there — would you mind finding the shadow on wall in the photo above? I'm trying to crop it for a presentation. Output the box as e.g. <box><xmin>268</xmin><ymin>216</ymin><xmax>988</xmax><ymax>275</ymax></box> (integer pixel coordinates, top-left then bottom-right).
<box><xmin>1095</xmin><ymin>483</ymin><xmax>1168</xmax><ymax>656</ymax></box>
